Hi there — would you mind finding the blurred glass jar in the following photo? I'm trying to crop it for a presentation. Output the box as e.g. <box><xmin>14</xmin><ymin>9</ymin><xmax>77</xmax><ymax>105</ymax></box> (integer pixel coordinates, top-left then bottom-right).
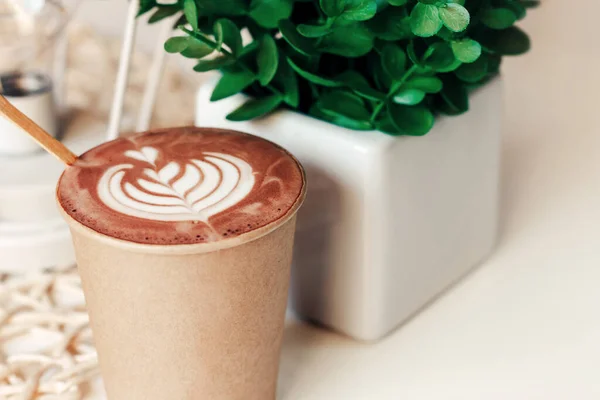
<box><xmin>0</xmin><ymin>0</ymin><xmax>79</xmax><ymax>155</ymax></box>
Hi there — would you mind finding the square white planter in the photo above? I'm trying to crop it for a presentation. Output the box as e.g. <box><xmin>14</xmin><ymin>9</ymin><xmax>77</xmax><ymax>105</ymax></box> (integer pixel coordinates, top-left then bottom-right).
<box><xmin>196</xmin><ymin>78</ymin><xmax>502</xmax><ymax>341</ymax></box>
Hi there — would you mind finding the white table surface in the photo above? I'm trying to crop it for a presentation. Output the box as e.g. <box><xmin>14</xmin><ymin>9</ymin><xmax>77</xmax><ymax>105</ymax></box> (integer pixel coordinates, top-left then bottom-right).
<box><xmin>276</xmin><ymin>1</ymin><xmax>600</xmax><ymax>399</ymax></box>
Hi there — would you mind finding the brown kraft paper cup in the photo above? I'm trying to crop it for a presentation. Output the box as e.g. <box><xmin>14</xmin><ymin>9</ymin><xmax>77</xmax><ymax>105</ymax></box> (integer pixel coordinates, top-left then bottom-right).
<box><xmin>57</xmin><ymin>183</ymin><xmax>305</xmax><ymax>400</ymax></box>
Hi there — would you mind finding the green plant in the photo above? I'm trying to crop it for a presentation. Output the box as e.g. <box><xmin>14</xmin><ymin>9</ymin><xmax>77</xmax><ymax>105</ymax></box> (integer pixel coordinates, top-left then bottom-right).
<box><xmin>140</xmin><ymin>0</ymin><xmax>537</xmax><ymax>136</ymax></box>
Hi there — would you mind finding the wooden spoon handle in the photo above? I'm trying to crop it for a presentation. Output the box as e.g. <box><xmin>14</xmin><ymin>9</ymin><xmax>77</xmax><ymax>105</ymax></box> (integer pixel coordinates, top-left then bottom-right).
<box><xmin>0</xmin><ymin>94</ymin><xmax>77</xmax><ymax>166</ymax></box>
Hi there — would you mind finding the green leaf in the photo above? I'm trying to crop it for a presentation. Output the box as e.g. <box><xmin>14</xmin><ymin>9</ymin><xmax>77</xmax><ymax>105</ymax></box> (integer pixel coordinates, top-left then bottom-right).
<box><xmin>451</xmin><ymin>39</ymin><xmax>482</xmax><ymax>63</ymax></box>
<box><xmin>505</xmin><ymin>1</ymin><xmax>527</xmax><ymax>20</ymax></box>
<box><xmin>240</xmin><ymin>41</ymin><xmax>260</xmax><ymax>59</ymax></box>
<box><xmin>148</xmin><ymin>6</ymin><xmax>179</xmax><ymax>24</ymax></box>
<box><xmin>250</xmin><ymin>0</ymin><xmax>294</xmax><ymax>29</ymax></box>
<box><xmin>137</xmin><ymin>0</ymin><xmax>156</xmax><ymax>17</ymax></box>
<box><xmin>320</xmin><ymin>0</ymin><xmax>342</xmax><ymax>17</ymax></box>
<box><xmin>410</xmin><ymin>3</ymin><xmax>443</xmax><ymax>37</ymax></box>
<box><xmin>438</xmin><ymin>75</ymin><xmax>469</xmax><ymax>115</ymax></box>
<box><xmin>423</xmin><ymin>42</ymin><xmax>456</xmax><ymax>71</ymax></box>
<box><xmin>311</xmin><ymin>91</ymin><xmax>373</xmax><ymax>130</ymax></box>
<box><xmin>179</xmin><ymin>25</ymin><xmax>206</xmax><ymax>42</ymax></box>
<box><xmin>213</xmin><ymin>21</ymin><xmax>224</xmax><ymax>50</ymax></box>
<box><xmin>311</xmin><ymin>107</ymin><xmax>374</xmax><ymax>130</ymax></box>
<box><xmin>340</xmin><ymin>0</ymin><xmax>378</xmax><ymax>21</ymax></box>
<box><xmin>272</xmin><ymin>56</ymin><xmax>299</xmax><ymax>107</ymax></box>
<box><xmin>405</xmin><ymin>76</ymin><xmax>443</xmax><ymax>93</ymax></box>
<box><xmin>439</xmin><ymin>3</ymin><xmax>470</xmax><ymax>32</ymax></box>
<box><xmin>372</xmin><ymin>58</ymin><xmax>393</xmax><ymax>91</ymax></box>
<box><xmin>366</xmin><ymin>8</ymin><xmax>412</xmax><ymax>41</ymax></box>
<box><xmin>375</xmin><ymin>112</ymin><xmax>402</xmax><ymax>135</ymax></box>
<box><xmin>393</xmin><ymin>88</ymin><xmax>426</xmax><ymax>105</ymax></box>
<box><xmin>193</xmin><ymin>57</ymin><xmax>236</xmax><ymax>72</ymax></box>
<box><xmin>227</xmin><ymin>94</ymin><xmax>284</xmax><ymax>121</ymax></box>
<box><xmin>486</xmin><ymin>54</ymin><xmax>502</xmax><ymax>74</ymax></box>
<box><xmin>387</xmin><ymin>103</ymin><xmax>434</xmax><ymax>136</ymax></box>
<box><xmin>520</xmin><ymin>0</ymin><xmax>540</xmax><ymax>8</ymax></box>
<box><xmin>337</xmin><ymin>70</ymin><xmax>386</xmax><ymax>101</ymax></box>
<box><xmin>164</xmin><ymin>36</ymin><xmax>189</xmax><ymax>53</ymax></box>
<box><xmin>387</xmin><ymin>0</ymin><xmax>407</xmax><ymax>5</ymax></box>
<box><xmin>381</xmin><ymin>43</ymin><xmax>407</xmax><ymax>79</ymax></box>
<box><xmin>437</xmin><ymin>58</ymin><xmax>462</xmax><ymax>73</ymax></box>
<box><xmin>257</xmin><ymin>35</ymin><xmax>279</xmax><ymax>86</ymax></box>
<box><xmin>455</xmin><ymin>55</ymin><xmax>489</xmax><ymax>83</ymax></box>
<box><xmin>213</xmin><ymin>19</ymin><xmax>243</xmax><ymax>56</ymax></box>
<box><xmin>336</xmin><ymin>70</ymin><xmax>370</xmax><ymax>87</ymax></box>
<box><xmin>287</xmin><ymin>57</ymin><xmax>342</xmax><ymax>87</ymax></box>
<box><xmin>180</xmin><ymin>38</ymin><xmax>214</xmax><ymax>58</ymax></box>
<box><xmin>319</xmin><ymin>90</ymin><xmax>371</xmax><ymax>120</ymax></box>
<box><xmin>173</xmin><ymin>15</ymin><xmax>187</xmax><ymax>30</ymax></box>
<box><xmin>319</xmin><ymin>23</ymin><xmax>374</xmax><ymax>57</ymax></box>
<box><xmin>416</xmin><ymin>40</ymin><xmax>463</xmax><ymax>72</ymax></box>
<box><xmin>279</xmin><ymin>20</ymin><xmax>316</xmax><ymax>56</ymax></box>
<box><xmin>197</xmin><ymin>0</ymin><xmax>248</xmax><ymax>16</ymax></box>
<box><xmin>407</xmin><ymin>40</ymin><xmax>423</xmax><ymax>67</ymax></box>
<box><xmin>481</xmin><ymin>8</ymin><xmax>517</xmax><ymax>29</ymax></box>
<box><xmin>320</xmin><ymin>0</ymin><xmax>377</xmax><ymax>20</ymax></box>
<box><xmin>478</xmin><ymin>26</ymin><xmax>530</xmax><ymax>55</ymax></box>
<box><xmin>297</xmin><ymin>23</ymin><xmax>333</xmax><ymax>38</ymax></box>
<box><xmin>211</xmin><ymin>69</ymin><xmax>257</xmax><ymax>102</ymax></box>
<box><xmin>436</xmin><ymin>26</ymin><xmax>457</xmax><ymax>41</ymax></box>
<box><xmin>183</xmin><ymin>0</ymin><xmax>198</xmax><ymax>31</ymax></box>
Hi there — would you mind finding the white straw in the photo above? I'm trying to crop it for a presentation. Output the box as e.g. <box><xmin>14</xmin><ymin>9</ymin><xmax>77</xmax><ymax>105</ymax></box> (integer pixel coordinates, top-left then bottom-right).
<box><xmin>135</xmin><ymin>17</ymin><xmax>173</xmax><ymax>132</ymax></box>
<box><xmin>52</xmin><ymin>28</ymin><xmax>69</xmax><ymax>115</ymax></box>
<box><xmin>106</xmin><ymin>0</ymin><xmax>140</xmax><ymax>141</ymax></box>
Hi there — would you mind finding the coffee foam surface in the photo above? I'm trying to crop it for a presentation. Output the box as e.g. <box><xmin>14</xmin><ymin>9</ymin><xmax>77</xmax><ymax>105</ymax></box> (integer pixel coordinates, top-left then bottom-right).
<box><xmin>57</xmin><ymin>127</ymin><xmax>305</xmax><ymax>245</ymax></box>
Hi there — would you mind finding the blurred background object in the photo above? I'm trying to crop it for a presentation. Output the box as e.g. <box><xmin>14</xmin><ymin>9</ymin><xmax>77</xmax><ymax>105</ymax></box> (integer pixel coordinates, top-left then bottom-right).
<box><xmin>0</xmin><ymin>0</ymin><xmax>79</xmax><ymax>154</ymax></box>
<box><xmin>0</xmin><ymin>0</ymin><xmax>78</xmax><ymax>72</ymax></box>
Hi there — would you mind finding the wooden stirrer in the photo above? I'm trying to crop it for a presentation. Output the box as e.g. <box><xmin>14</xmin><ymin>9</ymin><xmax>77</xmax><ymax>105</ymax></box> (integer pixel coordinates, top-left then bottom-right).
<box><xmin>0</xmin><ymin>94</ymin><xmax>77</xmax><ymax>166</ymax></box>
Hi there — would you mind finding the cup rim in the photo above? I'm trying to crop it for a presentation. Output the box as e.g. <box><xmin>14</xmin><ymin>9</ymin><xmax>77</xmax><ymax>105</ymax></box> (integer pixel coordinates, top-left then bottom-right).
<box><xmin>57</xmin><ymin>129</ymin><xmax>307</xmax><ymax>255</ymax></box>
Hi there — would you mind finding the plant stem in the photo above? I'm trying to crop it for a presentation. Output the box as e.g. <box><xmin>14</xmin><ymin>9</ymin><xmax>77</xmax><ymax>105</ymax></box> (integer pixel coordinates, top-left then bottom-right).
<box><xmin>370</xmin><ymin>64</ymin><xmax>419</xmax><ymax>123</ymax></box>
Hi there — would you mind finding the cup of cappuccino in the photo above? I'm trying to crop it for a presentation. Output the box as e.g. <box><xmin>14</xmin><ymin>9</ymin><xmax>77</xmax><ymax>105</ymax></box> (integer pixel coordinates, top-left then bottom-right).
<box><xmin>56</xmin><ymin>127</ymin><xmax>306</xmax><ymax>400</ymax></box>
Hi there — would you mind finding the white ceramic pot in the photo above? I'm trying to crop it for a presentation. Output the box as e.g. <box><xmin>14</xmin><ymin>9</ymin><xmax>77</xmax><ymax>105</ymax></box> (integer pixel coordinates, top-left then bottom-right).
<box><xmin>196</xmin><ymin>78</ymin><xmax>502</xmax><ymax>341</ymax></box>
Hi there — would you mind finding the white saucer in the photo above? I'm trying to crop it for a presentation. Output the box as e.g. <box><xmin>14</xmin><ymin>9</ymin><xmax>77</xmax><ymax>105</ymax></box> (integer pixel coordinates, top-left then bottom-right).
<box><xmin>0</xmin><ymin>115</ymin><xmax>107</xmax><ymax>273</ymax></box>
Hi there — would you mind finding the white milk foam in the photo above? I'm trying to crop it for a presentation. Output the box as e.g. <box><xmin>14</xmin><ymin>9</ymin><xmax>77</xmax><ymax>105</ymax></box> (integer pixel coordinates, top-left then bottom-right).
<box><xmin>97</xmin><ymin>146</ymin><xmax>256</xmax><ymax>222</ymax></box>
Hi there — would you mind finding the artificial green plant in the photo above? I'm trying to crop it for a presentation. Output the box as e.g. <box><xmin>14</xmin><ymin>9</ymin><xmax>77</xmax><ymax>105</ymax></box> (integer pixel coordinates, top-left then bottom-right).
<box><xmin>139</xmin><ymin>0</ymin><xmax>537</xmax><ymax>136</ymax></box>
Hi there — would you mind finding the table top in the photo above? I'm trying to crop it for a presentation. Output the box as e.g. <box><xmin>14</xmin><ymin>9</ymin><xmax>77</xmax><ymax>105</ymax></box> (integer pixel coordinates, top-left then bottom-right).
<box><xmin>277</xmin><ymin>1</ymin><xmax>600</xmax><ymax>399</ymax></box>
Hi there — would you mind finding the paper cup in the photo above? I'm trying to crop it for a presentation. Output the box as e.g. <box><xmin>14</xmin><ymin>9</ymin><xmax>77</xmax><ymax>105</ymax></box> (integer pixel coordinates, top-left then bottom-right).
<box><xmin>58</xmin><ymin>179</ymin><xmax>305</xmax><ymax>399</ymax></box>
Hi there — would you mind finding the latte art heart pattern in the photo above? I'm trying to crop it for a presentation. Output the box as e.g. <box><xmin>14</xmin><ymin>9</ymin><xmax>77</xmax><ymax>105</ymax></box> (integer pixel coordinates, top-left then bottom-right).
<box><xmin>97</xmin><ymin>146</ymin><xmax>256</xmax><ymax>222</ymax></box>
